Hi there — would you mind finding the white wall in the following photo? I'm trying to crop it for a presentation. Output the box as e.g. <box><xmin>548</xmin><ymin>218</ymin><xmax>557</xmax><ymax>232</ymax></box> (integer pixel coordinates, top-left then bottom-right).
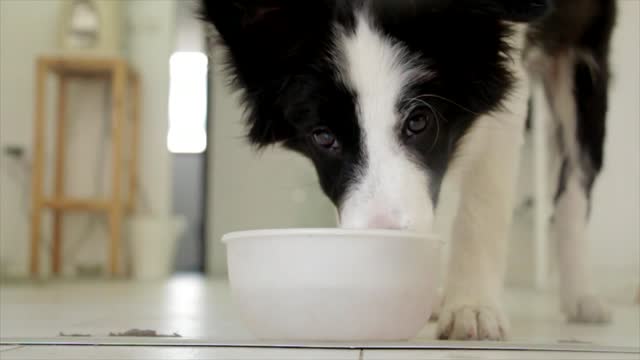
<box><xmin>1</xmin><ymin>0</ymin><xmax>59</xmax><ymax>276</ymax></box>
<box><xmin>0</xmin><ymin>0</ymin><xmax>176</xmax><ymax>277</ymax></box>
<box><xmin>125</xmin><ymin>0</ymin><xmax>176</xmax><ymax>218</ymax></box>
<box><xmin>588</xmin><ymin>0</ymin><xmax>640</xmax><ymax>298</ymax></box>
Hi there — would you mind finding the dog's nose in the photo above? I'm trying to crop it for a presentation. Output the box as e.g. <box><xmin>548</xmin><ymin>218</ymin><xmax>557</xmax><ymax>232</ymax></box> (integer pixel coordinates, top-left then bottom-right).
<box><xmin>366</xmin><ymin>213</ymin><xmax>405</xmax><ymax>230</ymax></box>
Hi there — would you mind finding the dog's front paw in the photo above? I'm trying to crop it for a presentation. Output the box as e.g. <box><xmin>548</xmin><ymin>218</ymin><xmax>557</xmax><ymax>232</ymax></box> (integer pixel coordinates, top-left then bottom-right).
<box><xmin>563</xmin><ymin>295</ymin><xmax>612</xmax><ymax>324</ymax></box>
<box><xmin>437</xmin><ymin>304</ymin><xmax>508</xmax><ymax>340</ymax></box>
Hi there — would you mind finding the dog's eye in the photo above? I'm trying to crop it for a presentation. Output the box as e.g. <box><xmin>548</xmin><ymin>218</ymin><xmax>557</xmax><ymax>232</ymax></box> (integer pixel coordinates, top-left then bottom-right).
<box><xmin>311</xmin><ymin>127</ymin><xmax>340</xmax><ymax>151</ymax></box>
<box><xmin>404</xmin><ymin>112</ymin><xmax>429</xmax><ymax>136</ymax></box>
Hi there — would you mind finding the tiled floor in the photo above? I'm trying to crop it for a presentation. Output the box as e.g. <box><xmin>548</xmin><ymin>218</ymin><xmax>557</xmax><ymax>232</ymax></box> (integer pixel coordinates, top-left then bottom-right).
<box><xmin>0</xmin><ymin>345</ymin><xmax>360</xmax><ymax>359</ymax></box>
<box><xmin>1</xmin><ymin>346</ymin><xmax>637</xmax><ymax>360</ymax></box>
<box><xmin>1</xmin><ymin>275</ymin><xmax>638</xmax><ymax>359</ymax></box>
<box><xmin>362</xmin><ymin>350</ymin><xmax>639</xmax><ymax>359</ymax></box>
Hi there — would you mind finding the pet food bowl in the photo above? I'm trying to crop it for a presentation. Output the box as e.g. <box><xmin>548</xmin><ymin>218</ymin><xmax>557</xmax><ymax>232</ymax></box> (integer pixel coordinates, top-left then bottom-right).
<box><xmin>222</xmin><ymin>228</ymin><xmax>442</xmax><ymax>341</ymax></box>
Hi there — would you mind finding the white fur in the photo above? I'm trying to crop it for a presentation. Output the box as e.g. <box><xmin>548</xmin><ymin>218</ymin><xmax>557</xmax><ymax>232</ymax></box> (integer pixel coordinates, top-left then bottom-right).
<box><xmin>436</xmin><ymin>113</ymin><xmax>525</xmax><ymax>340</ymax></box>
<box><xmin>545</xmin><ymin>52</ymin><xmax>586</xmax><ymax>176</ymax></box>
<box><xmin>335</xmin><ymin>13</ymin><xmax>434</xmax><ymax>232</ymax></box>
<box><xmin>554</xmin><ymin>171</ymin><xmax>610</xmax><ymax>322</ymax></box>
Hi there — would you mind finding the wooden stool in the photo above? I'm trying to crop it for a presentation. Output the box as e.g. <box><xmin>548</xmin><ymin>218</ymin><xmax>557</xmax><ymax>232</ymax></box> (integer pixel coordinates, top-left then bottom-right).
<box><xmin>30</xmin><ymin>56</ymin><xmax>140</xmax><ymax>277</ymax></box>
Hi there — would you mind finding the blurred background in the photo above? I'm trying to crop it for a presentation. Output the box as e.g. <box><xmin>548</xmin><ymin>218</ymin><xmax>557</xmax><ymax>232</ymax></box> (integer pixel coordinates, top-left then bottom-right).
<box><xmin>0</xmin><ymin>0</ymin><xmax>336</xmax><ymax>282</ymax></box>
<box><xmin>0</xmin><ymin>0</ymin><xmax>637</xmax><ymax>346</ymax></box>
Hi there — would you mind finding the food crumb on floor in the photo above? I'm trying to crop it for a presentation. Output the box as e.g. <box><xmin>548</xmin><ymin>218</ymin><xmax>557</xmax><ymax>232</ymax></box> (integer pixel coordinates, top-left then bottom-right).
<box><xmin>558</xmin><ymin>339</ymin><xmax>593</xmax><ymax>344</ymax></box>
<box><xmin>58</xmin><ymin>332</ymin><xmax>91</xmax><ymax>337</ymax></box>
<box><xmin>108</xmin><ymin>329</ymin><xmax>181</xmax><ymax>338</ymax></box>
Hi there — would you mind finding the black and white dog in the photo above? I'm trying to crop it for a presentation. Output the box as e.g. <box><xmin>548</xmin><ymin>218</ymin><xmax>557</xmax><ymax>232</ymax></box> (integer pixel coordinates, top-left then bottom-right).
<box><xmin>201</xmin><ymin>0</ymin><xmax>617</xmax><ymax>340</ymax></box>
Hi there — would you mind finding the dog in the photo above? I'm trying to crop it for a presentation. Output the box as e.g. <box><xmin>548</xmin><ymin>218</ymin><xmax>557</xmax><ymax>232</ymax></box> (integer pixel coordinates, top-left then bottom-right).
<box><xmin>200</xmin><ymin>0</ymin><xmax>617</xmax><ymax>340</ymax></box>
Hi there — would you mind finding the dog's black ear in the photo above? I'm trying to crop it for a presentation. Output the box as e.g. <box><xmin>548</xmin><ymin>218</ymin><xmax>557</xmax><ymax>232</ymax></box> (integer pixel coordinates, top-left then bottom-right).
<box><xmin>199</xmin><ymin>0</ymin><xmax>331</xmax><ymax>85</ymax></box>
<box><xmin>200</xmin><ymin>0</ymin><xmax>329</xmax><ymax>146</ymax></box>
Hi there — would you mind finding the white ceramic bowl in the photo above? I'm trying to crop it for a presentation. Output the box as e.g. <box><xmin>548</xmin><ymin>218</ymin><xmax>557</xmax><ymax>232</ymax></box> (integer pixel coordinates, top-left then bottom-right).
<box><xmin>222</xmin><ymin>228</ymin><xmax>441</xmax><ymax>341</ymax></box>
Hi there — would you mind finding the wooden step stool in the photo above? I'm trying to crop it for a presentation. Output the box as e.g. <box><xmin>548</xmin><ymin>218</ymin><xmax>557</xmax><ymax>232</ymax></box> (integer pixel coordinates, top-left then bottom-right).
<box><xmin>30</xmin><ymin>56</ymin><xmax>140</xmax><ymax>277</ymax></box>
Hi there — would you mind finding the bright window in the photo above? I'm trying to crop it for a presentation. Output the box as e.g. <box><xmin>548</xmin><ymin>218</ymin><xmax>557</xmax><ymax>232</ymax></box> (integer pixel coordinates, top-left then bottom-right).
<box><xmin>167</xmin><ymin>51</ymin><xmax>208</xmax><ymax>154</ymax></box>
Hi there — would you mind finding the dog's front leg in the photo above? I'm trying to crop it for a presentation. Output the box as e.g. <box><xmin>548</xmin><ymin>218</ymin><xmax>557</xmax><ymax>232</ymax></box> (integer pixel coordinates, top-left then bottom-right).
<box><xmin>436</xmin><ymin>116</ymin><xmax>524</xmax><ymax>340</ymax></box>
<box><xmin>435</xmin><ymin>25</ymin><xmax>530</xmax><ymax>340</ymax></box>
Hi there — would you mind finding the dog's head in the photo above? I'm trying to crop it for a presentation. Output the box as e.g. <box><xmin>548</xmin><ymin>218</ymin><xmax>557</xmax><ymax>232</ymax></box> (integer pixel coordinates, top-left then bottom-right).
<box><xmin>201</xmin><ymin>0</ymin><xmax>549</xmax><ymax>232</ymax></box>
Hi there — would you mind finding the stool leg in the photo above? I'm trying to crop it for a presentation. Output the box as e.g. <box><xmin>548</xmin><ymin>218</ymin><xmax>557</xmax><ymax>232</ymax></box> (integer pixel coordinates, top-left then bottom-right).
<box><xmin>52</xmin><ymin>76</ymin><xmax>68</xmax><ymax>275</ymax></box>
<box><xmin>109</xmin><ymin>63</ymin><xmax>126</xmax><ymax>276</ymax></box>
<box><xmin>127</xmin><ymin>73</ymin><xmax>140</xmax><ymax>212</ymax></box>
<box><xmin>30</xmin><ymin>60</ymin><xmax>47</xmax><ymax>277</ymax></box>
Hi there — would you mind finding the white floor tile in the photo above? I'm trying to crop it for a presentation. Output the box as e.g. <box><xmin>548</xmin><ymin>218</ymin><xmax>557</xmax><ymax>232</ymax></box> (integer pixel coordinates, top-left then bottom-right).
<box><xmin>363</xmin><ymin>349</ymin><xmax>639</xmax><ymax>360</ymax></box>
<box><xmin>0</xmin><ymin>277</ymin><xmax>253</xmax><ymax>339</ymax></box>
<box><xmin>0</xmin><ymin>346</ymin><xmax>360</xmax><ymax>360</ymax></box>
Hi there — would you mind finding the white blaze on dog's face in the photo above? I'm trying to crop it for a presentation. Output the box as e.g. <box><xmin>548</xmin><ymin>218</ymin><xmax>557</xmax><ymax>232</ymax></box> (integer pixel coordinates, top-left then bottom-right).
<box><xmin>202</xmin><ymin>1</ymin><xmax>519</xmax><ymax>233</ymax></box>
<box><xmin>335</xmin><ymin>15</ymin><xmax>434</xmax><ymax>232</ymax></box>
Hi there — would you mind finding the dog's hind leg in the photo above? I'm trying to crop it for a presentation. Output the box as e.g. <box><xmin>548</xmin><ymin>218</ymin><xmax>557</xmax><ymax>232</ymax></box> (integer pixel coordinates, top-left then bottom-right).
<box><xmin>524</xmin><ymin>0</ymin><xmax>616</xmax><ymax>323</ymax></box>
<box><xmin>540</xmin><ymin>48</ymin><xmax>612</xmax><ymax>323</ymax></box>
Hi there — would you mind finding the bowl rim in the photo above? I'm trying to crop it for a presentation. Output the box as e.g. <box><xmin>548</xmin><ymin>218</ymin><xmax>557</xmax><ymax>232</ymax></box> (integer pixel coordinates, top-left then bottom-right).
<box><xmin>221</xmin><ymin>228</ymin><xmax>441</xmax><ymax>244</ymax></box>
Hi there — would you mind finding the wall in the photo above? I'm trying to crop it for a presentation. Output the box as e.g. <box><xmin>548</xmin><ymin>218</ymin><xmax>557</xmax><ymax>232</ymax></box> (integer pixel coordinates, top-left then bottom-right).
<box><xmin>588</xmin><ymin>0</ymin><xmax>640</xmax><ymax>299</ymax></box>
<box><xmin>0</xmin><ymin>0</ymin><xmax>176</xmax><ymax>277</ymax></box>
<box><xmin>125</xmin><ymin>0</ymin><xmax>175</xmax><ymax>218</ymax></box>
<box><xmin>1</xmin><ymin>0</ymin><xmax>58</xmax><ymax>276</ymax></box>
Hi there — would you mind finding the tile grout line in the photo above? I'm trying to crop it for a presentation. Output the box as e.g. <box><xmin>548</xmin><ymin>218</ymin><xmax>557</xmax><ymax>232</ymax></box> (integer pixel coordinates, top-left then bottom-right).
<box><xmin>0</xmin><ymin>345</ymin><xmax>24</xmax><ymax>354</ymax></box>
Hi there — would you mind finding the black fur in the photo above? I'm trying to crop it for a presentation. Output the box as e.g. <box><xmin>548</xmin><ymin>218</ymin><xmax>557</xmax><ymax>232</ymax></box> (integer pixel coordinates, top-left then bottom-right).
<box><xmin>372</xmin><ymin>0</ymin><xmax>552</xmax><ymax>23</ymax></box>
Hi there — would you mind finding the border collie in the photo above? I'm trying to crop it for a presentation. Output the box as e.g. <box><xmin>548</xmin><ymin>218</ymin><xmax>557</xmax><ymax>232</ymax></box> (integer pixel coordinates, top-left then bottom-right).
<box><xmin>200</xmin><ymin>0</ymin><xmax>617</xmax><ymax>340</ymax></box>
